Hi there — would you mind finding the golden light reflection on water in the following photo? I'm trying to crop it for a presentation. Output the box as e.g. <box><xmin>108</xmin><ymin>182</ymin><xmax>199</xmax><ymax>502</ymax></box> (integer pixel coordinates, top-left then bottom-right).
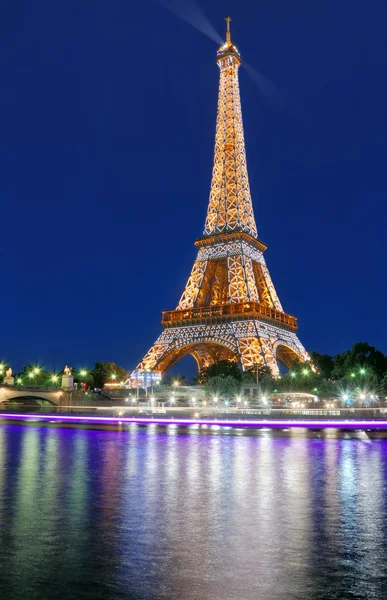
<box><xmin>0</xmin><ymin>426</ymin><xmax>387</xmax><ymax>600</ymax></box>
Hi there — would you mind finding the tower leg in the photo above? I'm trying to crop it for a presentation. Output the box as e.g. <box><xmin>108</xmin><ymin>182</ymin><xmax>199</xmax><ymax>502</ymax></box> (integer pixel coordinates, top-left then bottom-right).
<box><xmin>132</xmin><ymin>321</ymin><xmax>309</xmax><ymax>382</ymax></box>
<box><xmin>237</xmin><ymin>337</ymin><xmax>280</xmax><ymax>378</ymax></box>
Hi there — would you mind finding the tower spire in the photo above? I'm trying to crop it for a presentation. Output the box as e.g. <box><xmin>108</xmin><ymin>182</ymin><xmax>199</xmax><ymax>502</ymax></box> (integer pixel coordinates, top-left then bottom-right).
<box><xmin>205</xmin><ymin>22</ymin><xmax>256</xmax><ymax>238</ymax></box>
<box><xmin>225</xmin><ymin>16</ymin><xmax>232</xmax><ymax>43</ymax></box>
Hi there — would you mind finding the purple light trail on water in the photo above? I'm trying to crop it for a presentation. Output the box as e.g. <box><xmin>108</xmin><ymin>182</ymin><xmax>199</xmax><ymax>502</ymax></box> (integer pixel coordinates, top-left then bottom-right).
<box><xmin>0</xmin><ymin>413</ymin><xmax>387</xmax><ymax>429</ymax></box>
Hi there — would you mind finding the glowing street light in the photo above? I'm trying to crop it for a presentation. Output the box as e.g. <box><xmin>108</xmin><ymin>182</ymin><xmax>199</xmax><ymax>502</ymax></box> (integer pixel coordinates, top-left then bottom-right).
<box><xmin>360</xmin><ymin>394</ymin><xmax>365</xmax><ymax>400</ymax></box>
<box><xmin>213</xmin><ymin>396</ymin><xmax>218</xmax><ymax>404</ymax></box>
<box><xmin>80</xmin><ymin>370</ymin><xmax>87</xmax><ymax>377</ymax></box>
<box><xmin>33</xmin><ymin>367</ymin><xmax>40</xmax><ymax>375</ymax></box>
<box><xmin>28</xmin><ymin>372</ymin><xmax>35</xmax><ymax>379</ymax></box>
<box><xmin>291</xmin><ymin>372</ymin><xmax>296</xmax><ymax>378</ymax></box>
<box><xmin>342</xmin><ymin>394</ymin><xmax>349</xmax><ymax>402</ymax></box>
<box><xmin>261</xmin><ymin>396</ymin><xmax>267</xmax><ymax>405</ymax></box>
<box><xmin>111</xmin><ymin>373</ymin><xmax>117</xmax><ymax>380</ymax></box>
<box><xmin>350</xmin><ymin>373</ymin><xmax>356</xmax><ymax>378</ymax></box>
<box><xmin>17</xmin><ymin>378</ymin><xmax>23</xmax><ymax>385</ymax></box>
<box><xmin>360</xmin><ymin>369</ymin><xmax>366</xmax><ymax>375</ymax></box>
<box><xmin>172</xmin><ymin>379</ymin><xmax>180</xmax><ymax>388</ymax></box>
<box><xmin>51</xmin><ymin>375</ymin><xmax>58</xmax><ymax>383</ymax></box>
<box><xmin>302</xmin><ymin>368</ymin><xmax>309</xmax><ymax>376</ymax></box>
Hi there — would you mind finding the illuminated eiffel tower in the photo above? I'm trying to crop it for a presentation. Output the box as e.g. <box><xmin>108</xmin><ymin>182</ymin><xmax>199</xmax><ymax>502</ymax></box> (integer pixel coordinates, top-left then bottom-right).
<box><xmin>133</xmin><ymin>18</ymin><xmax>311</xmax><ymax>381</ymax></box>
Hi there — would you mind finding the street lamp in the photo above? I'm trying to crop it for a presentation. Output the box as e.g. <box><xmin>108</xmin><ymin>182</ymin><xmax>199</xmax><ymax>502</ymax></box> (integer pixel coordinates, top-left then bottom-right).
<box><xmin>254</xmin><ymin>362</ymin><xmax>259</xmax><ymax>385</ymax></box>
<box><xmin>80</xmin><ymin>370</ymin><xmax>87</xmax><ymax>377</ymax></box>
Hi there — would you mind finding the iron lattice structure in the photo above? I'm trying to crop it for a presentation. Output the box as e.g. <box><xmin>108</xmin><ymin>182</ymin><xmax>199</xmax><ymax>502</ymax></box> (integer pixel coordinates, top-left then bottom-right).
<box><xmin>132</xmin><ymin>19</ymin><xmax>311</xmax><ymax>380</ymax></box>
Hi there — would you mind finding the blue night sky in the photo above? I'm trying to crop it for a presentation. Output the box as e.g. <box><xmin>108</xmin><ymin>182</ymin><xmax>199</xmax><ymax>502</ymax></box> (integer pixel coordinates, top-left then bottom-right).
<box><xmin>0</xmin><ymin>0</ymin><xmax>386</xmax><ymax>374</ymax></box>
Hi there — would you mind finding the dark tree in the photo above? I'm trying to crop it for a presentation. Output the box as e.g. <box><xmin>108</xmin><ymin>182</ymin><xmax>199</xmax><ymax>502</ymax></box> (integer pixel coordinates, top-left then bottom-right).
<box><xmin>72</xmin><ymin>370</ymin><xmax>95</xmax><ymax>387</ymax></box>
<box><xmin>330</xmin><ymin>343</ymin><xmax>387</xmax><ymax>381</ymax></box>
<box><xmin>198</xmin><ymin>360</ymin><xmax>242</xmax><ymax>385</ymax></box>
<box><xmin>310</xmin><ymin>352</ymin><xmax>334</xmax><ymax>379</ymax></box>
<box><xmin>161</xmin><ymin>374</ymin><xmax>189</xmax><ymax>386</ymax></box>
<box><xmin>14</xmin><ymin>364</ymin><xmax>58</xmax><ymax>387</ymax></box>
<box><xmin>91</xmin><ymin>362</ymin><xmax>129</xmax><ymax>388</ymax></box>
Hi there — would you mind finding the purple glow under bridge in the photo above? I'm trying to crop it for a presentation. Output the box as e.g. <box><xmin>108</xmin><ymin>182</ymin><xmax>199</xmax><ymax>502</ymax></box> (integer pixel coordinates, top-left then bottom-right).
<box><xmin>1</xmin><ymin>413</ymin><xmax>387</xmax><ymax>429</ymax></box>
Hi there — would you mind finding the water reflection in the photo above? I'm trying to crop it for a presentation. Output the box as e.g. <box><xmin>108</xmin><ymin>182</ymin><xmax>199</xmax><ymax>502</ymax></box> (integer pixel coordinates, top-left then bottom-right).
<box><xmin>0</xmin><ymin>425</ymin><xmax>386</xmax><ymax>599</ymax></box>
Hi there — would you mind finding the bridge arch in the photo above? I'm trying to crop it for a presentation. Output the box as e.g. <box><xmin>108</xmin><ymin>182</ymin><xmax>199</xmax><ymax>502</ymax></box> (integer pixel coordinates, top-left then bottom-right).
<box><xmin>0</xmin><ymin>387</ymin><xmax>62</xmax><ymax>406</ymax></box>
<box><xmin>4</xmin><ymin>395</ymin><xmax>57</xmax><ymax>406</ymax></box>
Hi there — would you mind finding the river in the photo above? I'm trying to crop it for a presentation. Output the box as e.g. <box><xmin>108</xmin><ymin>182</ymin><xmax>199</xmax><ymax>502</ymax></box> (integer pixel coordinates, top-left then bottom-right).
<box><xmin>0</xmin><ymin>423</ymin><xmax>386</xmax><ymax>599</ymax></box>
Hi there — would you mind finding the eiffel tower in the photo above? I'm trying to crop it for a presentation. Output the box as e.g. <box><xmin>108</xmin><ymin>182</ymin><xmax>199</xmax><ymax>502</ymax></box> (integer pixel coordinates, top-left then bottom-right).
<box><xmin>132</xmin><ymin>18</ymin><xmax>311</xmax><ymax>381</ymax></box>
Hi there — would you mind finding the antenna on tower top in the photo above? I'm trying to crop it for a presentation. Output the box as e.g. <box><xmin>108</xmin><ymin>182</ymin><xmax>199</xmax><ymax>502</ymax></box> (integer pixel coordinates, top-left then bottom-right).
<box><xmin>225</xmin><ymin>17</ymin><xmax>232</xmax><ymax>43</ymax></box>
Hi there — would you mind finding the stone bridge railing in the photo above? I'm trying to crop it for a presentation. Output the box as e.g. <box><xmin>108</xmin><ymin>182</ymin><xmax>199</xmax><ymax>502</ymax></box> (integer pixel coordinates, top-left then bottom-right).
<box><xmin>0</xmin><ymin>385</ymin><xmax>60</xmax><ymax>392</ymax></box>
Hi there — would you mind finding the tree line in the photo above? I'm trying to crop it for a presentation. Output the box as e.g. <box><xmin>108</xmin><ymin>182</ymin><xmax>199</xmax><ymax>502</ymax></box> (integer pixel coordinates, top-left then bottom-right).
<box><xmin>1</xmin><ymin>342</ymin><xmax>387</xmax><ymax>404</ymax></box>
<box><xmin>0</xmin><ymin>362</ymin><xmax>129</xmax><ymax>389</ymax></box>
<box><xmin>196</xmin><ymin>342</ymin><xmax>387</xmax><ymax>404</ymax></box>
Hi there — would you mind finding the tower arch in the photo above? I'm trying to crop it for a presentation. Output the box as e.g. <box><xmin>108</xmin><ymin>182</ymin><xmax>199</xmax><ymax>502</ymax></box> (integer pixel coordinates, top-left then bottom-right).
<box><xmin>274</xmin><ymin>343</ymin><xmax>308</xmax><ymax>370</ymax></box>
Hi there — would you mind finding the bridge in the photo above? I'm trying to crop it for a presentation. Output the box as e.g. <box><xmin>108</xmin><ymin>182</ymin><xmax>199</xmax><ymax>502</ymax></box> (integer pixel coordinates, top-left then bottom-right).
<box><xmin>0</xmin><ymin>385</ymin><xmax>66</xmax><ymax>406</ymax></box>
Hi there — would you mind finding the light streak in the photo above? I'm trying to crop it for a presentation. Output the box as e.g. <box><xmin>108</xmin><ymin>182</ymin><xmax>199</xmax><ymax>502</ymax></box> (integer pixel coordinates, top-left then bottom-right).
<box><xmin>0</xmin><ymin>413</ymin><xmax>386</xmax><ymax>429</ymax></box>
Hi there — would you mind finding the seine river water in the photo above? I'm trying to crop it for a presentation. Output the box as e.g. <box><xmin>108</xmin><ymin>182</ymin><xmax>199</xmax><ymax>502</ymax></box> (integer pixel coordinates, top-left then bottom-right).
<box><xmin>0</xmin><ymin>423</ymin><xmax>387</xmax><ymax>600</ymax></box>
